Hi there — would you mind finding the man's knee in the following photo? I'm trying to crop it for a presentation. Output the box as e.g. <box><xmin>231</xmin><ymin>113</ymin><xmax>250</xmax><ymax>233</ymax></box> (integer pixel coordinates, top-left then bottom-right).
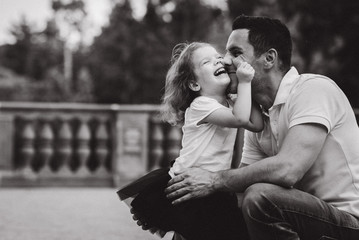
<box><xmin>242</xmin><ymin>183</ymin><xmax>285</xmax><ymax>219</ymax></box>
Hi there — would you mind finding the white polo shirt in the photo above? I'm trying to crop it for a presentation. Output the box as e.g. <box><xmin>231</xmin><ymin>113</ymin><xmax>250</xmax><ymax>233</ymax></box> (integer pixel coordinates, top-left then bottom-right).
<box><xmin>242</xmin><ymin>67</ymin><xmax>359</xmax><ymax>217</ymax></box>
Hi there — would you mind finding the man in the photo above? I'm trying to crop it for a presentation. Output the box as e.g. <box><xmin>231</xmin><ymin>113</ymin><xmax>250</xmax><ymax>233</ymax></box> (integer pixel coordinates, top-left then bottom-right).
<box><xmin>164</xmin><ymin>15</ymin><xmax>359</xmax><ymax>239</ymax></box>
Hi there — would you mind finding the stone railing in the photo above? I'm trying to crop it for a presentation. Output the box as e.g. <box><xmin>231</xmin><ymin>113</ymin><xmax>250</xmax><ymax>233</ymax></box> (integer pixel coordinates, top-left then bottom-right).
<box><xmin>6</xmin><ymin>102</ymin><xmax>355</xmax><ymax>188</ymax></box>
<box><xmin>0</xmin><ymin>102</ymin><xmax>186</xmax><ymax>187</ymax></box>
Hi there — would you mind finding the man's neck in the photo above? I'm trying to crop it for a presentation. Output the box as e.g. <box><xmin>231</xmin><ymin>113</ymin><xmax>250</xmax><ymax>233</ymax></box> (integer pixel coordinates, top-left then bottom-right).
<box><xmin>253</xmin><ymin>70</ymin><xmax>284</xmax><ymax>111</ymax></box>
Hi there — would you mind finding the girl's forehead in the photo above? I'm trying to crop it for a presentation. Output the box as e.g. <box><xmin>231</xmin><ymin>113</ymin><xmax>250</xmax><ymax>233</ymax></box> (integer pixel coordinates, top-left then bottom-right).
<box><xmin>195</xmin><ymin>45</ymin><xmax>218</xmax><ymax>55</ymax></box>
<box><xmin>192</xmin><ymin>46</ymin><xmax>219</xmax><ymax>62</ymax></box>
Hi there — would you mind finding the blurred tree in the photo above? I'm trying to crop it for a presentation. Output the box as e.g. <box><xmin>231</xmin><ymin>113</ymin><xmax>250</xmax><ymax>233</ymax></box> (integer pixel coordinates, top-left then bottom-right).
<box><xmin>227</xmin><ymin>0</ymin><xmax>254</xmax><ymax>18</ymax></box>
<box><xmin>88</xmin><ymin>0</ymin><xmax>226</xmax><ymax>104</ymax></box>
<box><xmin>88</xmin><ymin>0</ymin><xmax>140</xmax><ymax>103</ymax></box>
<box><xmin>278</xmin><ymin>0</ymin><xmax>359</xmax><ymax>107</ymax></box>
<box><xmin>27</xmin><ymin>20</ymin><xmax>64</xmax><ymax>80</ymax></box>
<box><xmin>0</xmin><ymin>17</ymin><xmax>33</xmax><ymax>76</ymax></box>
<box><xmin>227</xmin><ymin>0</ymin><xmax>359</xmax><ymax>107</ymax></box>
<box><xmin>130</xmin><ymin>0</ymin><xmax>173</xmax><ymax>103</ymax></box>
<box><xmin>0</xmin><ymin>11</ymin><xmax>93</xmax><ymax>102</ymax></box>
<box><xmin>0</xmin><ymin>18</ymin><xmax>63</xmax><ymax>80</ymax></box>
<box><xmin>51</xmin><ymin>0</ymin><xmax>87</xmax><ymax>88</ymax></box>
<box><xmin>169</xmin><ymin>0</ymin><xmax>223</xmax><ymax>41</ymax></box>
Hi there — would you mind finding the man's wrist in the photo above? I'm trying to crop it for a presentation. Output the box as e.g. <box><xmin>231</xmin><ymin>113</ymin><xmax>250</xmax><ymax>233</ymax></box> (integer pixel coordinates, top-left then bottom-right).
<box><xmin>211</xmin><ymin>171</ymin><xmax>225</xmax><ymax>192</ymax></box>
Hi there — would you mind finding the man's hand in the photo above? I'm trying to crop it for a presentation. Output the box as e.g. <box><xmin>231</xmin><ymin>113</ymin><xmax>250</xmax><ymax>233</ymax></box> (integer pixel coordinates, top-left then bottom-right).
<box><xmin>165</xmin><ymin>168</ymin><xmax>218</xmax><ymax>205</ymax></box>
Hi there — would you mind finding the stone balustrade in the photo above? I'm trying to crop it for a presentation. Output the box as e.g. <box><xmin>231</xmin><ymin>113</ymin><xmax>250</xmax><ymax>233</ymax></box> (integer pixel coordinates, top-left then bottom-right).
<box><xmin>0</xmin><ymin>102</ymin><xmax>183</xmax><ymax>187</ymax></box>
<box><xmin>4</xmin><ymin>102</ymin><xmax>351</xmax><ymax>188</ymax></box>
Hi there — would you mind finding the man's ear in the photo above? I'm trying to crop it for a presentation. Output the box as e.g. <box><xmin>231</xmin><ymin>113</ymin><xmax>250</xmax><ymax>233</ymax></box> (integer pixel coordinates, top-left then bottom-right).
<box><xmin>264</xmin><ymin>48</ymin><xmax>277</xmax><ymax>69</ymax></box>
<box><xmin>189</xmin><ymin>81</ymin><xmax>201</xmax><ymax>92</ymax></box>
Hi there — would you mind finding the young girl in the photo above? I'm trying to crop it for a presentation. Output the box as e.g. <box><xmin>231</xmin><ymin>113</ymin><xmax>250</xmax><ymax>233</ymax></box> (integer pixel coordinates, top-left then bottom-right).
<box><xmin>118</xmin><ymin>42</ymin><xmax>263</xmax><ymax>240</ymax></box>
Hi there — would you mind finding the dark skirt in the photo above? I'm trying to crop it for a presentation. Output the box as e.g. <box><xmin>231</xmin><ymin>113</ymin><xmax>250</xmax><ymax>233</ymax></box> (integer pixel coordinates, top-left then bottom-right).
<box><xmin>117</xmin><ymin>168</ymin><xmax>242</xmax><ymax>240</ymax></box>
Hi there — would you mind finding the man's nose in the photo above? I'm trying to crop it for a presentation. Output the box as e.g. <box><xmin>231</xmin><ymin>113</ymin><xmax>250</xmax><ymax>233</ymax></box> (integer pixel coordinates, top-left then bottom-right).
<box><xmin>223</xmin><ymin>53</ymin><xmax>232</xmax><ymax>66</ymax></box>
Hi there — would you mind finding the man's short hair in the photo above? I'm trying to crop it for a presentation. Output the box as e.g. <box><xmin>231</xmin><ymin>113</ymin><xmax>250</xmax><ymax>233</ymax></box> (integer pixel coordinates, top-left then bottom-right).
<box><xmin>233</xmin><ymin>15</ymin><xmax>292</xmax><ymax>72</ymax></box>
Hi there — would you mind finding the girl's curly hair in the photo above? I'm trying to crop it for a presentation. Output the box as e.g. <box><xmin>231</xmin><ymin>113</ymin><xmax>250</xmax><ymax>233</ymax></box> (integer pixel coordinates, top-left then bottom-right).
<box><xmin>160</xmin><ymin>42</ymin><xmax>210</xmax><ymax>125</ymax></box>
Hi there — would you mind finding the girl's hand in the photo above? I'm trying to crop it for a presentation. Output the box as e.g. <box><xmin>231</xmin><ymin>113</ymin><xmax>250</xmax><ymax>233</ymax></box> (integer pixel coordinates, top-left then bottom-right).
<box><xmin>236</xmin><ymin>62</ymin><xmax>255</xmax><ymax>83</ymax></box>
<box><xmin>130</xmin><ymin>208</ymin><xmax>167</xmax><ymax>237</ymax></box>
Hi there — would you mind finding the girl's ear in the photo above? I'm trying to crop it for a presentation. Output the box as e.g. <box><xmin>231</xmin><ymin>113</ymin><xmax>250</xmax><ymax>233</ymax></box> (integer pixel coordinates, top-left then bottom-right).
<box><xmin>189</xmin><ymin>81</ymin><xmax>201</xmax><ymax>91</ymax></box>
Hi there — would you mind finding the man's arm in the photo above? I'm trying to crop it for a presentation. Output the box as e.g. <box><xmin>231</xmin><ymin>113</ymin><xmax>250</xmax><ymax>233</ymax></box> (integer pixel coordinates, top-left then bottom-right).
<box><xmin>165</xmin><ymin>123</ymin><xmax>327</xmax><ymax>204</ymax></box>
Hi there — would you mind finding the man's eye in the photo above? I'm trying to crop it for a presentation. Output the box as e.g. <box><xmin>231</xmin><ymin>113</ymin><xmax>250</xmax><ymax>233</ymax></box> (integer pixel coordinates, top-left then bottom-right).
<box><xmin>232</xmin><ymin>51</ymin><xmax>242</xmax><ymax>57</ymax></box>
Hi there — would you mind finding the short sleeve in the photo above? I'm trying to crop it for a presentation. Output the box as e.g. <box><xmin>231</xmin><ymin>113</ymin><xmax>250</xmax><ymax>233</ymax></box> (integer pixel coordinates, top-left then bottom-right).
<box><xmin>187</xmin><ymin>96</ymin><xmax>227</xmax><ymax>125</ymax></box>
<box><xmin>288</xmin><ymin>76</ymin><xmax>346</xmax><ymax>133</ymax></box>
<box><xmin>241</xmin><ymin>130</ymin><xmax>267</xmax><ymax>165</ymax></box>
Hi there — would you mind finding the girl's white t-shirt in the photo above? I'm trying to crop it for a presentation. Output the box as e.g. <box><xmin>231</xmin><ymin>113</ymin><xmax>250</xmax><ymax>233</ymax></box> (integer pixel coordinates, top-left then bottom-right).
<box><xmin>169</xmin><ymin>96</ymin><xmax>237</xmax><ymax>178</ymax></box>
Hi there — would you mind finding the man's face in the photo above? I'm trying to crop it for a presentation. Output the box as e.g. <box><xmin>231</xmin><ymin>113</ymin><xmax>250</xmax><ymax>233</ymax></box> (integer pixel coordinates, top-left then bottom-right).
<box><xmin>224</xmin><ymin>29</ymin><xmax>258</xmax><ymax>93</ymax></box>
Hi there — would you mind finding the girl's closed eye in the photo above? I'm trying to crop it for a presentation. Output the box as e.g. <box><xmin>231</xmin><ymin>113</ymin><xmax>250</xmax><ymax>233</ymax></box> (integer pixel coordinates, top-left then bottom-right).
<box><xmin>202</xmin><ymin>60</ymin><xmax>210</xmax><ymax>65</ymax></box>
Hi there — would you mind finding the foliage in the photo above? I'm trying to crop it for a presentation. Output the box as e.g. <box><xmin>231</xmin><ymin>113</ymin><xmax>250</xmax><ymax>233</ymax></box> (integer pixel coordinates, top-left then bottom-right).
<box><xmin>0</xmin><ymin>18</ymin><xmax>65</xmax><ymax>80</ymax></box>
<box><xmin>88</xmin><ymin>0</ymin><xmax>226</xmax><ymax>104</ymax></box>
<box><xmin>227</xmin><ymin>0</ymin><xmax>359</xmax><ymax>107</ymax></box>
<box><xmin>88</xmin><ymin>0</ymin><xmax>140</xmax><ymax>103</ymax></box>
<box><xmin>1</xmin><ymin>0</ymin><xmax>358</xmax><ymax>107</ymax></box>
<box><xmin>278</xmin><ymin>0</ymin><xmax>359</xmax><ymax>107</ymax></box>
<box><xmin>0</xmin><ymin>0</ymin><xmax>93</xmax><ymax>102</ymax></box>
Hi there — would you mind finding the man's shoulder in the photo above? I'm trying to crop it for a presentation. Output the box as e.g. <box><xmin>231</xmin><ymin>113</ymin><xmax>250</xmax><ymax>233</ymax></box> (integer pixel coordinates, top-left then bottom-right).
<box><xmin>293</xmin><ymin>73</ymin><xmax>339</xmax><ymax>93</ymax></box>
<box><xmin>298</xmin><ymin>73</ymin><xmax>332</xmax><ymax>83</ymax></box>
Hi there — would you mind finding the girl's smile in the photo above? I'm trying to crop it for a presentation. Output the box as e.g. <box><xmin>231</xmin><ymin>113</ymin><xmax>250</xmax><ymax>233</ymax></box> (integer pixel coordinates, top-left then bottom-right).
<box><xmin>192</xmin><ymin>46</ymin><xmax>230</xmax><ymax>97</ymax></box>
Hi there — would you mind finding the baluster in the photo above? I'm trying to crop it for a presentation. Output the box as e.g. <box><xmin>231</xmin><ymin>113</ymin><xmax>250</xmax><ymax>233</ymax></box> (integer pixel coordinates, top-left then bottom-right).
<box><xmin>56</xmin><ymin>120</ymin><xmax>73</xmax><ymax>176</ymax></box>
<box><xmin>38</xmin><ymin>121</ymin><xmax>54</xmax><ymax>177</ymax></box>
<box><xmin>75</xmin><ymin>120</ymin><xmax>91</xmax><ymax>176</ymax></box>
<box><xmin>166</xmin><ymin>124</ymin><xmax>182</xmax><ymax>167</ymax></box>
<box><xmin>94</xmin><ymin>119</ymin><xmax>109</xmax><ymax>176</ymax></box>
<box><xmin>150</xmin><ymin>116</ymin><xmax>164</xmax><ymax>170</ymax></box>
<box><xmin>17</xmin><ymin>120</ymin><xmax>36</xmax><ymax>178</ymax></box>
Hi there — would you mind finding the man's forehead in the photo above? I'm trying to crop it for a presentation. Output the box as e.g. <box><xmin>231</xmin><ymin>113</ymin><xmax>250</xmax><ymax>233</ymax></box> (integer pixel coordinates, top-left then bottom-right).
<box><xmin>226</xmin><ymin>29</ymin><xmax>250</xmax><ymax>50</ymax></box>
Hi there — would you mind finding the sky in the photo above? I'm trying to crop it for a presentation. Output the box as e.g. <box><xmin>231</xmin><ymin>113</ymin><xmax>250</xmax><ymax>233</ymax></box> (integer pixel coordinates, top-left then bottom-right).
<box><xmin>0</xmin><ymin>0</ymin><xmax>148</xmax><ymax>45</ymax></box>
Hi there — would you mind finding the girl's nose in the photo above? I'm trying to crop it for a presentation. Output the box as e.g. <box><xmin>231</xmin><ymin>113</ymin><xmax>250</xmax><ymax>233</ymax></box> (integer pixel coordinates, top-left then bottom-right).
<box><xmin>215</xmin><ymin>59</ymin><xmax>224</xmax><ymax>65</ymax></box>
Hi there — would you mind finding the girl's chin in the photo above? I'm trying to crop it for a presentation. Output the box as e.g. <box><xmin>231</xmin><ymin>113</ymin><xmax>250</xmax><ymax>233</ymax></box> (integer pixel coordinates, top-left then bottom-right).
<box><xmin>219</xmin><ymin>76</ymin><xmax>230</xmax><ymax>83</ymax></box>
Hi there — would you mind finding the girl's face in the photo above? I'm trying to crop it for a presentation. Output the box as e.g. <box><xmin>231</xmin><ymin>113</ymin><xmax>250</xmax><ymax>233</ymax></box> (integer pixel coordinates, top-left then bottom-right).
<box><xmin>191</xmin><ymin>45</ymin><xmax>230</xmax><ymax>96</ymax></box>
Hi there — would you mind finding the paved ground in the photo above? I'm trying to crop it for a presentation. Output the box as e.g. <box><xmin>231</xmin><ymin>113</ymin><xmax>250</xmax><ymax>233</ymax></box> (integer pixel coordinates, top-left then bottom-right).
<box><xmin>0</xmin><ymin>188</ymin><xmax>174</xmax><ymax>240</ymax></box>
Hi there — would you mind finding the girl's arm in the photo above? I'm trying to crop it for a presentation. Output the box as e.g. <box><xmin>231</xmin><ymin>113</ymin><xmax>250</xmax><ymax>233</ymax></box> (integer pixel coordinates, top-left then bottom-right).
<box><xmin>202</xmin><ymin>63</ymin><xmax>263</xmax><ymax>132</ymax></box>
<box><xmin>244</xmin><ymin>101</ymin><xmax>264</xmax><ymax>132</ymax></box>
<box><xmin>201</xmin><ymin>100</ymin><xmax>263</xmax><ymax>131</ymax></box>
